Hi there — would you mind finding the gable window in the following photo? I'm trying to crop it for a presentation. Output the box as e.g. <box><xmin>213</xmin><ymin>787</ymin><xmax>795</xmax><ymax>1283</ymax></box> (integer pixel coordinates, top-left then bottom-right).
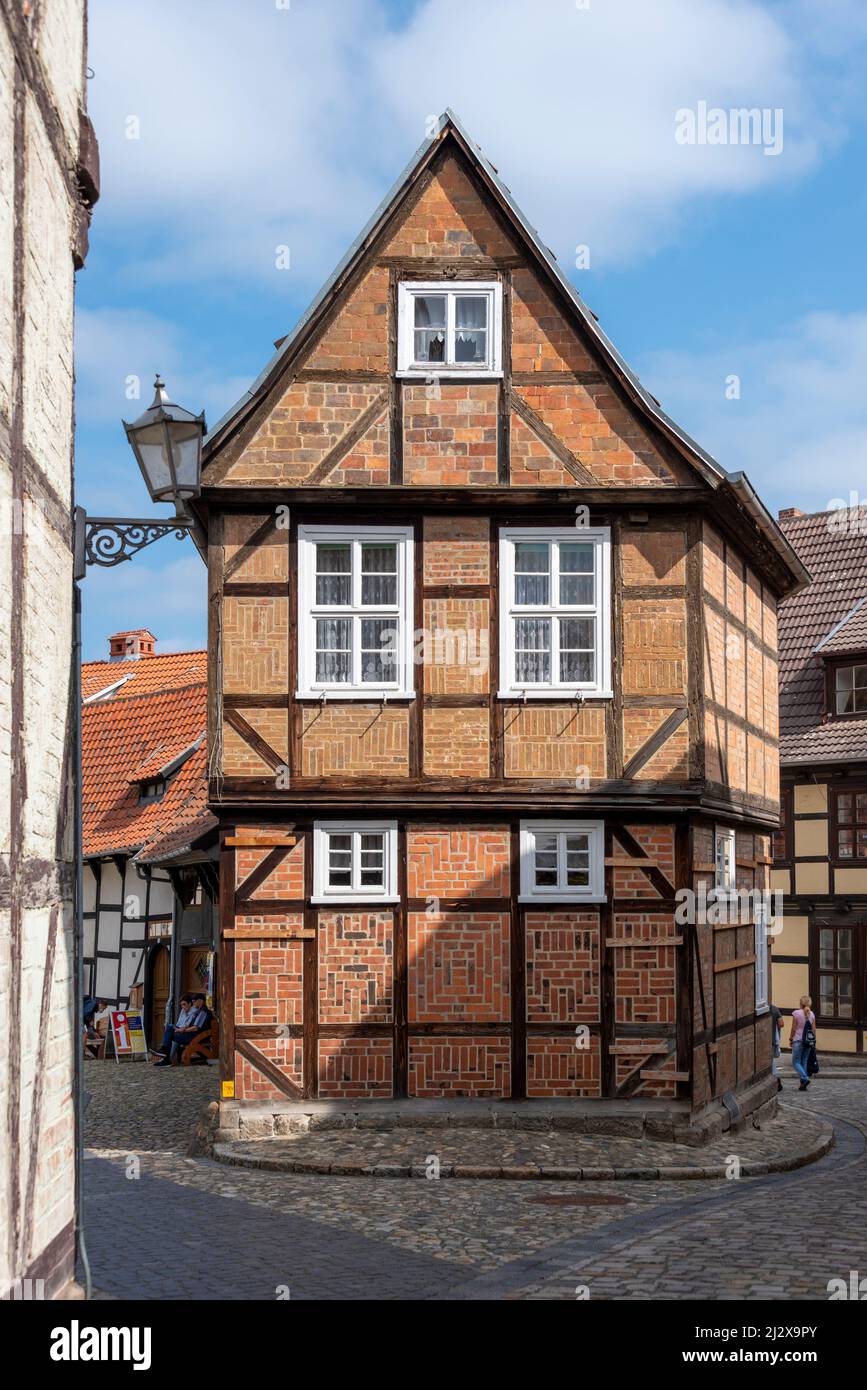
<box><xmin>297</xmin><ymin>526</ymin><xmax>414</xmax><ymax>698</ymax></box>
<box><xmin>835</xmin><ymin>790</ymin><xmax>867</xmax><ymax>859</ymax></box>
<box><xmin>313</xmin><ymin>821</ymin><xmax>398</xmax><ymax>903</ymax></box>
<box><xmin>139</xmin><ymin>775</ymin><xmax>169</xmax><ymax>805</ymax></box>
<box><xmin>519</xmin><ymin>820</ymin><xmax>605</xmax><ymax>903</ymax></box>
<box><xmin>834</xmin><ymin>662</ymin><xmax>867</xmax><ymax>715</ymax></box>
<box><xmin>499</xmin><ymin>528</ymin><xmax>611</xmax><ymax>698</ymax></box>
<box><xmin>714</xmin><ymin>825</ymin><xmax>736</xmax><ymax>894</ymax></box>
<box><xmin>397</xmin><ymin>281</ymin><xmax>502</xmax><ymax>377</ymax></box>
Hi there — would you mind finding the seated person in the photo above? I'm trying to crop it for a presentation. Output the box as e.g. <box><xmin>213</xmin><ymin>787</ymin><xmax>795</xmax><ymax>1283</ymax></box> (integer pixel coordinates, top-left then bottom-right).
<box><xmin>84</xmin><ymin>1000</ymin><xmax>110</xmax><ymax>1059</ymax></box>
<box><xmin>151</xmin><ymin>994</ymin><xmax>194</xmax><ymax>1063</ymax></box>
<box><xmin>155</xmin><ymin>994</ymin><xmax>211</xmax><ymax>1067</ymax></box>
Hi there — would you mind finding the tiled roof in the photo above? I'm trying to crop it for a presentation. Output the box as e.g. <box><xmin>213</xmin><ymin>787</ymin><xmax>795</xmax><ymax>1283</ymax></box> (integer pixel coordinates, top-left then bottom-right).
<box><xmin>815</xmin><ymin>598</ymin><xmax>867</xmax><ymax>655</ymax></box>
<box><xmin>82</xmin><ymin>650</ymin><xmax>207</xmax><ymax>701</ymax></box>
<box><xmin>778</xmin><ymin>509</ymin><xmax>867</xmax><ymax>763</ymax></box>
<box><xmin>82</xmin><ymin>650</ymin><xmax>213</xmax><ymax>859</ymax></box>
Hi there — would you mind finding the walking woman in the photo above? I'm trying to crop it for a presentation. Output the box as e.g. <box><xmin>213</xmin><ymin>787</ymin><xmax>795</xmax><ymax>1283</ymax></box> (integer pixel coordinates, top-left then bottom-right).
<box><xmin>789</xmin><ymin>994</ymin><xmax>816</xmax><ymax>1091</ymax></box>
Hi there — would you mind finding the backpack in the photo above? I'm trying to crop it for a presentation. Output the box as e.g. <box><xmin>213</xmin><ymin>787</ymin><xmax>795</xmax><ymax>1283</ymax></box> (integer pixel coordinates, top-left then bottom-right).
<box><xmin>801</xmin><ymin>1012</ymin><xmax>816</xmax><ymax>1050</ymax></box>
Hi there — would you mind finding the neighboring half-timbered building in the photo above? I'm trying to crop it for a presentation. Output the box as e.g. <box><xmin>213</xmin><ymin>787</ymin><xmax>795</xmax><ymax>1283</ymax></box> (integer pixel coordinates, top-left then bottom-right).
<box><xmin>82</xmin><ymin>631</ymin><xmax>218</xmax><ymax>1044</ymax></box>
<box><xmin>196</xmin><ymin>112</ymin><xmax>807</xmax><ymax>1123</ymax></box>
<box><xmin>772</xmin><ymin>506</ymin><xmax>867</xmax><ymax>1055</ymax></box>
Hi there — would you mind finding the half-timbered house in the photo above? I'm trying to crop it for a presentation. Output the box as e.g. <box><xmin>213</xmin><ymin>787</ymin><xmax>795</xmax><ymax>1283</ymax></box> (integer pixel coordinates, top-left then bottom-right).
<box><xmin>772</xmin><ymin>506</ymin><xmax>867</xmax><ymax>1055</ymax></box>
<box><xmin>82</xmin><ymin>630</ymin><xmax>218</xmax><ymax>1044</ymax></box>
<box><xmin>196</xmin><ymin>112</ymin><xmax>807</xmax><ymax>1126</ymax></box>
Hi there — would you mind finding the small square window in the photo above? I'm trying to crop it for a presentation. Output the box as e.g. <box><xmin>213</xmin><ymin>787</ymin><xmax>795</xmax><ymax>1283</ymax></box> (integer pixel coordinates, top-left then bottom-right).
<box><xmin>397</xmin><ymin>281</ymin><xmax>502</xmax><ymax>377</ymax></box>
<box><xmin>519</xmin><ymin>820</ymin><xmax>605</xmax><ymax>903</ymax></box>
<box><xmin>313</xmin><ymin>822</ymin><xmax>398</xmax><ymax>903</ymax></box>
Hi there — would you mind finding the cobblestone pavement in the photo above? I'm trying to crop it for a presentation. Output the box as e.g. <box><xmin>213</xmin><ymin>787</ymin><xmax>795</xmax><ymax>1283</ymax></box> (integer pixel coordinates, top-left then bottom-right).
<box><xmin>80</xmin><ymin>1063</ymin><xmax>867</xmax><ymax>1300</ymax></box>
<box><xmin>214</xmin><ymin>1105</ymin><xmax>830</xmax><ymax>1179</ymax></box>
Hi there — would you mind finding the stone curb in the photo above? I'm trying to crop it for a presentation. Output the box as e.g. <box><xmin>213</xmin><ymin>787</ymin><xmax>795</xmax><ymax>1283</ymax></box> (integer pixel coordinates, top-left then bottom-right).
<box><xmin>212</xmin><ymin>1124</ymin><xmax>834</xmax><ymax>1182</ymax></box>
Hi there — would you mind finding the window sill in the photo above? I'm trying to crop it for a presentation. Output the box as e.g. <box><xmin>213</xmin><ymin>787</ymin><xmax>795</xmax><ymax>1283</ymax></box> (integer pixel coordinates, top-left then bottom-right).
<box><xmin>518</xmin><ymin>894</ymin><xmax>607</xmax><ymax>906</ymax></box>
<box><xmin>498</xmin><ymin>690</ymin><xmax>613</xmax><ymax>702</ymax></box>
<box><xmin>295</xmin><ymin>691</ymin><xmax>415</xmax><ymax>702</ymax></box>
<box><xmin>310</xmin><ymin>895</ymin><xmax>400</xmax><ymax>907</ymax></box>
<box><xmin>755</xmin><ymin>1004</ymin><xmax>770</xmax><ymax>1017</ymax></box>
<box><xmin>397</xmin><ymin>369</ymin><xmax>503</xmax><ymax>381</ymax></box>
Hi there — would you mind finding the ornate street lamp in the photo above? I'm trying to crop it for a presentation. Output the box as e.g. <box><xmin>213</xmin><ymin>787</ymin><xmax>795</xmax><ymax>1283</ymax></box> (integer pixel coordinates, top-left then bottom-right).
<box><xmin>74</xmin><ymin>375</ymin><xmax>207</xmax><ymax>576</ymax></box>
<box><xmin>123</xmin><ymin>374</ymin><xmax>206</xmax><ymax>504</ymax></box>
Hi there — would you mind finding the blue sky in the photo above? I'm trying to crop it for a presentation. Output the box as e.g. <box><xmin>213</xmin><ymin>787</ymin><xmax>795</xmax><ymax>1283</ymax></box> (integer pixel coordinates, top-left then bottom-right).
<box><xmin>76</xmin><ymin>0</ymin><xmax>867</xmax><ymax>658</ymax></box>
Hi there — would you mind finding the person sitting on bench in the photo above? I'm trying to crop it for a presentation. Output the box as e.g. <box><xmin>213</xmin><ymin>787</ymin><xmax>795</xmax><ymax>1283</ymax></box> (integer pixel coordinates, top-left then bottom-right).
<box><xmin>155</xmin><ymin>994</ymin><xmax>211</xmax><ymax>1067</ymax></box>
<box><xmin>152</xmin><ymin>993</ymin><xmax>199</xmax><ymax>1065</ymax></box>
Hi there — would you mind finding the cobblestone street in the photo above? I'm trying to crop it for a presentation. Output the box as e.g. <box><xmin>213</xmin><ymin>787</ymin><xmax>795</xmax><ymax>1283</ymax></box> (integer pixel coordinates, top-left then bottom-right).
<box><xmin>80</xmin><ymin>1061</ymin><xmax>867</xmax><ymax>1301</ymax></box>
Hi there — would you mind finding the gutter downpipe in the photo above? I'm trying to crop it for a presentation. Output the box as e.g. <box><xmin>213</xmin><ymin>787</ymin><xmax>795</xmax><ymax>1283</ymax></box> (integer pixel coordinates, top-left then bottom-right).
<box><xmin>72</xmin><ymin>575</ymin><xmax>92</xmax><ymax>1299</ymax></box>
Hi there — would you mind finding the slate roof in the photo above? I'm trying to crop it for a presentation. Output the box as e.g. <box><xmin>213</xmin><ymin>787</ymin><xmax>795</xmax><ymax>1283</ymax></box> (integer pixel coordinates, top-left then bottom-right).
<box><xmin>82</xmin><ymin>648</ymin><xmax>215</xmax><ymax>860</ymax></box>
<box><xmin>778</xmin><ymin>509</ymin><xmax>867</xmax><ymax>764</ymax></box>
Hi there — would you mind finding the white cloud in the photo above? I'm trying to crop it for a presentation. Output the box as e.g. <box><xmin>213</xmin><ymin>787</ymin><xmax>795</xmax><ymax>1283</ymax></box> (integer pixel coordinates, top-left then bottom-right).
<box><xmin>637</xmin><ymin>310</ymin><xmax>867</xmax><ymax>513</ymax></box>
<box><xmin>86</xmin><ymin>0</ymin><xmax>867</xmax><ymax>286</ymax></box>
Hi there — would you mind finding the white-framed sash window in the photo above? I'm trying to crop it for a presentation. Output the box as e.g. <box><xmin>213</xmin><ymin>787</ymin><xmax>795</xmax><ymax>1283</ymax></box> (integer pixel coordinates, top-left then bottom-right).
<box><xmin>714</xmin><ymin>825</ymin><xmax>737</xmax><ymax>894</ymax></box>
<box><xmin>312</xmin><ymin>821</ymin><xmax>399</xmax><ymax>904</ymax></box>
<box><xmin>499</xmin><ymin>527</ymin><xmax>611</xmax><ymax>698</ymax></box>
<box><xmin>397</xmin><ymin>281</ymin><xmax>502</xmax><ymax>378</ymax></box>
<box><xmin>519</xmin><ymin>820</ymin><xmax>605</xmax><ymax>903</ymax></box>
<box><xmin>297</xmin><ymin>525</ymin><xmax>414</xmax><ymax>699</ymax></box>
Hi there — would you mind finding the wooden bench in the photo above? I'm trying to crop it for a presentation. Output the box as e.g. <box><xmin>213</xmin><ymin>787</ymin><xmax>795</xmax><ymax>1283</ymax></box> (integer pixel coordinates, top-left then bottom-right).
<box><xmin>182</xmin><ymin>1018</ymin><xmax>219</xmax><ymax>1066</ymax></box>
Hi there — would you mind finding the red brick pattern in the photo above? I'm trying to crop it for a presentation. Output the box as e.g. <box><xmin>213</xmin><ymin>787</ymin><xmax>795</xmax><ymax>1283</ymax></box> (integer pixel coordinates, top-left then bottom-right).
<box><xmin>423</xmin><ymin>707</ymin><xmax>490</xmax><ymax>779</ymax></box>
<box><xmin>611</xmin><ymin>825</ymin><xmax>675</xmax><ymax>899</ymax></box>
<box><xmin>423</xmin><ymin>516</ymin><xmax>490</xmax><ymax>585</ymax></box>
<box><xmin>407</xmin><ymin>827</ymin><xmax>511</xmax><ymax>897</ymax></box>
<box><xmin>525</xmin><ymin>911</ymin><xmax>600</xmax><ymax>1022</ymax></box>
<box><xmin>622</xmin><ymin>597</ymin><xmax>687</xmax><ymax>697</ymax></box>
<box><xmin>612</xmin><ymin>912</ymin><xmax>677</xmax><ymax>1025</ymax></box>
<box><xmin>504</xmin><ymin>704</ymin><xmax>606</xmax><ymax>779</ymax></box>
<box><xmin>422</xmin><ymin>597</ymin><xmax>490</xmax><ymax>694</ymax></box>
<box><xmin>621</xmin><ymin>528</ymin><xmax>687</xmax><ymax>586</ymax></box>
<box><xmin>222</xmin><ymin>709</ymin><xmax>289</xmax><ymax>777</ymax></box>
<box><xmin>318</xmin><ymin>910</ymin><xmax>394</xmax><ymax>1023</ymax></box>
<box><xmin>318</xmin><ymin>1039</ymin><xmax>393</xmax><ymax>1098</ymax></box>
<box><xmin>408</xmin><ymin>911</ymin><xmax>510</xmax><ymax>1023</ymax></box>
<box><xmin>614</xmin><ymin>1046</ymin><xmax>677</xmax><ymax>1098</ymax></box>
<box><xmin>517</xmin><ymin>382</ymin><xmax>678</xmax><ymax>487</ymax></box>
<box><xmin>511</xmin><ymin>268</ymin><xmax>595</xmax><ymax>374</ymax></box>
<box><xmin>234</xmin><ymin>1037</ymin><xmax>303</xmax><ymax>1101</ymax></box>
<box><xmin>409</xmin><ymin>1037</ymin><xmax>510</xmax><ymax>1098</ymax></box>
<box><xmin>383</xmin><ymin>155</ymin><xmax>519</xmax><ymax>260</ymax></box>
<box><xmin>527</xmin><ymin>1035</ymin><xmax>601</xmax><ymax>1098</ymax></box>
<box><xmin>509</xmin><ymin>409</ymin><xmax>576</xmax><ymax>487</ymax></box>
<box><xmin>223</xmin><ymin>514</ymin><xmax>288</xmax><ymax>582</ymax></box>
<box><xmin>216</xmin><ymin>382</ymin><xmax>387</xmax><ymax>486</ymax></box>
<box><xmin>300</xmin><ymin>704</ymin><xmax>409</xmax><ymax>777</ymax></box>
<box><xmin>235</xmin><ymin>839</ymin><xmax>304</xmax><ymax>898</ymax></box>
<box><xmin>403</xmin><ymin>385</ymin><xmax>499</xmax><ymax>486</ymax></box>
<box><xmin>305</xmin><ymin>266</ymin><xmax>389</xmax><ymax>373</ymax></box>
<box><xmin>234</xmin><ymin>933</ymin><xmax>303</xmax><ymax>1027</ymax></box>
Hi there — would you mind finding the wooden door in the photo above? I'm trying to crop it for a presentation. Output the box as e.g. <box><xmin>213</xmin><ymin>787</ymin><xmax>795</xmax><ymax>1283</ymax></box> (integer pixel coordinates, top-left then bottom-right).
<box><xmin>149</xmin><ymin>945</ymin><xmax>170</xmax><ymax>1044</ymax></box>
<box><xmin>183</xmin><ymin>946</ymin><xmax>211</xmax><ymax>997</ymax></box>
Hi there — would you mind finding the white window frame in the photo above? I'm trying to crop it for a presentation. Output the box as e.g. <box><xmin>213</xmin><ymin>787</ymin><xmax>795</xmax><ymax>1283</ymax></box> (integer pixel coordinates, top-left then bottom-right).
<box><xmin>297</xmin><ymin>525</ymin><xmax>414</xmax><ymax>699</ymax></box>
<box><xmin>498</xmin><ymin>527</ymin><xmax>612</xmax><ymax>698</ymax></box>
<box><xmin>397</xmin><ymin>280</ymin><xmax>503</xmax><ymax>378</ymax></box>
<box><xmin>312</xmin><ymin>821</ymin><xmax>399</xmax><ymax>904</ymax></box>
<box><xmin>714</xmin><ymin>825</ymin><xmax>737</xmax><ymax>896</ymax></box>
<box><xmin>754</xmin><ymin>900</ymin><xmax>769</xmax><ymax>1013</ymax></box>
<box><xmin>519</xmin><ymin>819</ymin><xmax>605</xmax><ymax>904</ymax></box>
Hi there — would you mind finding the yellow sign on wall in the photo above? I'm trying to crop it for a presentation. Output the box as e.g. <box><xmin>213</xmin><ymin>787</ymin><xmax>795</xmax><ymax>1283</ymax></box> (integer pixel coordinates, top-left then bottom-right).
<box><xmin>221</xmin><ymin>1081</ymin><xmax>235</xmax><ymax>1099</ymax></box>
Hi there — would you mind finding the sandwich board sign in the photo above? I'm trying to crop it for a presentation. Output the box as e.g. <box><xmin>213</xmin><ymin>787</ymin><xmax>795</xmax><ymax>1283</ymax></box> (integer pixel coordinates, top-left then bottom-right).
<box><xmin>110</xmin><ymin>1009</ymin><xmax>148</xmax><ymax>1062</ymax></box>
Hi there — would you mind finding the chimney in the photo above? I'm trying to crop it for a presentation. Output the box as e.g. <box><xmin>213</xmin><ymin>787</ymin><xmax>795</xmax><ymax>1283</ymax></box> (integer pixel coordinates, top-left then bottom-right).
<box><xmin>108</xmin><ymin>629</ymin><xmax>157</xmax><ymax>662</ymax></box>
<box><xmin>778</xmin><ymin>508</ymin><xmax>805</xmax><ymax>521</ymax></box>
